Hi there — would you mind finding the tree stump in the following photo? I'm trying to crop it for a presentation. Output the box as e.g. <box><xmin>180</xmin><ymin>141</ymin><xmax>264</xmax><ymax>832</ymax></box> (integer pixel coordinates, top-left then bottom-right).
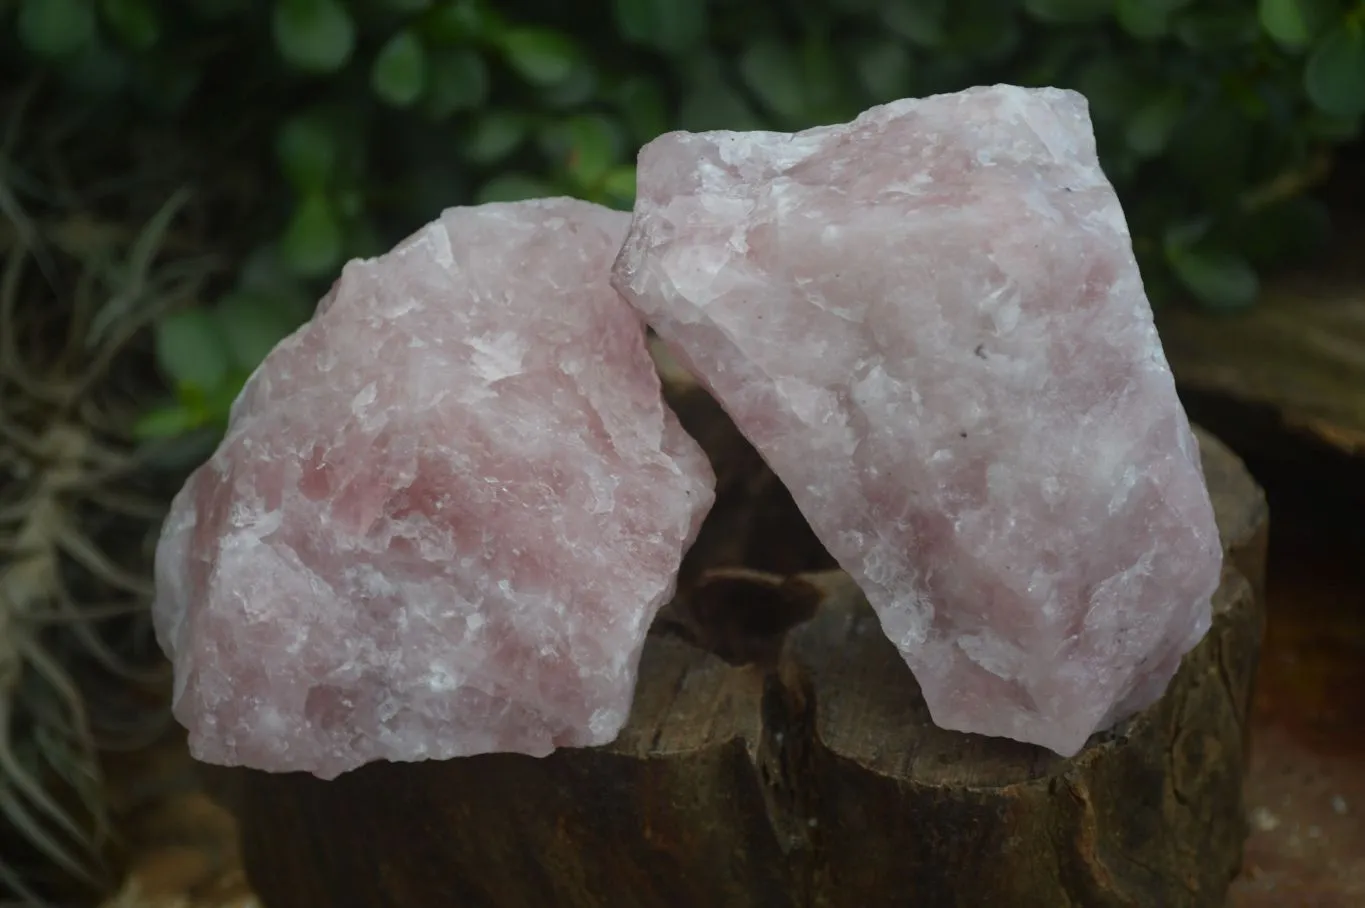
<box><xmin>1157</xmin><ymin>262</ymin><xmax>1365</xmax><ymax>459</ymax></box>
<box><xmin>227</xmin><ymin>419</ymin><xmax>1267</xmax><ymax>908</ymax></box>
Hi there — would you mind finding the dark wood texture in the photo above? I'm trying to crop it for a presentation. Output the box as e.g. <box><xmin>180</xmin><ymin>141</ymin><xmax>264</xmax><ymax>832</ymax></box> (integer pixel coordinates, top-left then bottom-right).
<box><xmin>230</xmin><ymin>425</ymin><xmax>1267</xmax><ymax>908</ymax></box>
<box><xmin>1157</xmin><ymin>266</ymin><xmax>1365</xmax><ymax>459</ymax></box>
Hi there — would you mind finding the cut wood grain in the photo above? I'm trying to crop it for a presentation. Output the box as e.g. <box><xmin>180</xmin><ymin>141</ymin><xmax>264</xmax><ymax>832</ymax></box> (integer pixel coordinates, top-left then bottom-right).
<box><xmin>1160</xmin><ymin>270</ymin><xmax>1365</xmax><ymax>458</ymax></box>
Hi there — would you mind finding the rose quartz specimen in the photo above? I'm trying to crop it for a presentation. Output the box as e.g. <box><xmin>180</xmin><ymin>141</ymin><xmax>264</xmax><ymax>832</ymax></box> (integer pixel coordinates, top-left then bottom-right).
<box><xmin>153</xmin><ymin>198</ymin><xmax>715</xmax><ymax>779</ymax></box>
<box><xmin>613</xmin><ymin>85</ymin><xmax>1222</xmax><ymax>757</ymax></box>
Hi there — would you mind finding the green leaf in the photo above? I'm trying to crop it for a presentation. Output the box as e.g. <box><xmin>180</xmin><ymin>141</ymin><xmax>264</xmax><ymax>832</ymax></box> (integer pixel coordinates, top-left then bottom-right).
<box><xmin>169</xmin><ymin>377</ymin><xmax>246</xmax><ymax>430</ymax></box>
<box><xmin>476</xmin><ymin>174</ymin><xmax>555</xmax><ymax>204</ymax></box>
<box><xmin>62</xmin><ymin>42</ymin><xmax>131</xmax><ymax>94</ymax></box>
<box><xmin>336</xmin><ymin>188</ymin><xmax>363</xmax><ymax>216</ymax></box>
<box><xmin>1125</xmin><ymin>92</ymin><xmax>1185</xmax><ymax>157</ymax></box>
<box><xmin>680</xmin><ymin>77</ymin><xmax>761</xmax><ymax>132</ymax></box>
<box><xmin>345</xmin><ymin>217</ymin><xmax>387</xmax><ymax>260</ymax></box>
<box><xmin>371</xmin><ymin>29</ymin><xmax>427</xmax><ymax>108</ymax></box>
<box><xmin>948</xmin><ymin>0</ymin><xmax>1022</xmax><ymax>63</ymax></box>
<box><xmin>539</xmin><ymin>61</ymin><xmax>598</xmax><ymax>108</ymax></box>
<box><xmin>424</xmin><ymin>0</ymin><xmax>500</xmax><ymax>43</ymax></box>
<box><xmin>216</xmin><ymin>292</ymin><xmax>302</xmax><ymax>372</ymax></box>
<box><xmin>855</xmin><ymin>37</ymin><xmax>913</xmax><ymax>103</ymax></box>
<box><xmin>1258</xmin><ymin>0</ymin><xmax>1333</xmax><ymax>47</ymax></box>
<box><xmin>914</xmin><ymin>49</ymin><xmax>969</xmax><ymax>91</ymax></box>
<box><xmin>612</xmin><ymin>77</ymin><xmax>669</xmax><ymax>144</ymax></box>
<box><xmin>272</xmin><ymin>0</ymin><xmax>355</xmax><ymax>73</ymax></box>
<box><xmin>1115</xmin><ymin>0</ymin><xmax>1171</xmax><ymax>39</ymax></box>
<box><xmin>1165</xmin><ymin>237</ymin><xmax>1260</xmax><ymax>309</ymax></box>
<box><xmin>501</xmin><ymin>28</ymin><xmax>578</xmax><ymax>86</ymax></box>
<box><xmin>18</xmin><ymin>0</ymin><xmax>97</xmax><ymax>57</ymax></box>
<box><xmin>1173</xmin><ymin>10</ymin><xmax>1260</xmax><ymax>48</ymax></box>
<box><xmin>276</xmin><ymin>113</ymin><xmax>337</xmax><ymax>192</ymax></box>
<box><xmin>1304</xmin><ymin>110</ymin><xmax>1362</xmax><ymax>140</ymax></box>
<box><xmin>602</xmin><ymin>166</ymin><xmax>636</xmax><ymax>207</ymax></box>
<box><xmin>154</xmin><ymin>309</ymin><xmax>232</xmax><ymax>391</ymax></box>
<box><xmin>379</xmin><ymin>0</ymin><xmax>430</xmax><ymax>10</ymax></box>
<box><xmin>280</xmin><ymin>193</ymin><xmax>343</xmax><ymax>278</ymax></box>
<box><xmin>1074</xmin><ymin>58</ymin><xmax>1147</xmax><ymax>124</ymax></box>
<box><xmin>188</xmin><ymin>0</ymin><xmax>251</xmax><ymax>18</ymax></box>
<box><xmin>424</xmin><ymin>49</ymin><xmax>489</xmax><ymax>119</ymax></box>
<box><xmin>739</xmin><ymin>40</ymin><xmax>805</xmax><ymax>121</ymax></box>
<box><xmin>133</xmin><ymin>404</ymin><xmax>206</xmax><ymax>440</ymax></box>
<box><xmin>1017</xmin><ymin>32</ymin><xmax>1084</xmax><ymax>86</ymax></box>
<box><xmin>799</xmin><ymin>36</ymin><xmax>848</xmax><ymax>121</ymax></box>
<box><xmin>1021</xmin><ymin>0</ymin><xmax>1109</xmax><ymax>24</ymax></box>
<box><xmin>1305</xmin><ymin>24</ymin><xmax>1365</xmax><ymax>118</ymax></box>
<box><xmin>238</xmin><ymin>245</ymin><xmax>314</xmax><ymax>317</ymax></box>
<box><xmin>879</xmin><ymin>0</ymin><xmax>946</xmax><ymax>47</ymax></box>
<box><xmin>130</xmin><ymin>56</ymin><xmax>200</xmax><ymax>112</ymax></box>
<box><xmin>101</xmin><ymin>0</ymin><xmax>160</xmax><ymax>49</ymax></box>
<box><xmin>610</xmin><ymin>0</ymin><xmax>655</xmax><ymax>47</ymax></box>
<box><xmin>558</xmin><ymin>114</ymin><xmax>624</xmax><ymax>187</ymax></box>
<box><xmin>1167</xmin><ymin>102</ymin><xmax>1252</xmax><ymax>203</ymax></box>
<box><xmin>612</xmin><ymin>0</ymin><xmax>706</xmax><ymax>54</ymax></box>
<box><xmin>462</xmin><ymin>111</ymin><xmax>530</xmax><ymax>164</ymax></box>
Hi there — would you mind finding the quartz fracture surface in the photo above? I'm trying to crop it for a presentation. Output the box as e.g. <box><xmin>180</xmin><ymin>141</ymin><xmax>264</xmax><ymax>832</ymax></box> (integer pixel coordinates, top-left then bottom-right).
<box><xmin>613</xmin><ymin>85</ymin><xmax>1222</xmax><ymax>757</ymax></box>
<box><xmin>153</xmin><ymin>198</ymin><xmax>715</xmax><ymax>779</ymax></box>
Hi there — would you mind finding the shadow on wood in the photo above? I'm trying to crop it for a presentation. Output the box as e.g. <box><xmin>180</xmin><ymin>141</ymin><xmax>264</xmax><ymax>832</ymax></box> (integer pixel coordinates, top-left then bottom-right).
<box><xmin>223</xmin><ymin>426</ymin><xmax>1267</xmax><ymax>908</ymax></box>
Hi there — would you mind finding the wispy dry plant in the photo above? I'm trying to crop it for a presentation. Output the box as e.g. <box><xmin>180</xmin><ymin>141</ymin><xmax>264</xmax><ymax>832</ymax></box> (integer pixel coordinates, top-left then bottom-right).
<box><xmin>0</xmin><ymin>79</ymin><xmax>225</xmax><ymax>905</ymax></box>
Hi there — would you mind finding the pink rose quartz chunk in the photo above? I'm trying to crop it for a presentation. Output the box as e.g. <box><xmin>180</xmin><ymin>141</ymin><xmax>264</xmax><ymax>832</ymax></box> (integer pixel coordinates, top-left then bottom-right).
<box><xmin>153</xmin><ymin>198</ymin><xmax>715</xmax><ymax>779</ymax></box>
<box><xmin>613</xmin><ymin>85</ymin><xmax>1222</xmax><ymax>757</ymax></box>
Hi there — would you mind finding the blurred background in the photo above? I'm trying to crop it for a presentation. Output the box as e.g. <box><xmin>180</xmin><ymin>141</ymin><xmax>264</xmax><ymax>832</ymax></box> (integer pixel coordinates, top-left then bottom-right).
<box><xmin>0</xmin><ymin>0</ymin><xmax>1361</xmax><ymax>905</ymax></box>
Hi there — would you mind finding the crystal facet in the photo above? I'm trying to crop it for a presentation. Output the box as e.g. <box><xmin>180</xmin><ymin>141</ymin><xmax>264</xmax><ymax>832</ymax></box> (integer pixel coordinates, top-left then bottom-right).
<box><xmin>154</xmin><ymin>199</ymin><xmax>715</xmax><ymax>779</ymax></box>
<box><xmin>613</xmin><ymin>85</ymin><xmax>1222</xmax><ymax>756</ymax></box>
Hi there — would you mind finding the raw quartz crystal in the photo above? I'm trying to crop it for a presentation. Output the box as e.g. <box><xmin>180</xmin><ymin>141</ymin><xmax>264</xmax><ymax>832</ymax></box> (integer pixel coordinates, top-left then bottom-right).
<box><xmin>153</xmin><ymin>198</ymin><xmax>715</xmax><ymax>779</ymax></box>
<box><xmin>613</xmin><ymin>85</ymin><xmax>1223</xmax><ymax>757</ymax></box>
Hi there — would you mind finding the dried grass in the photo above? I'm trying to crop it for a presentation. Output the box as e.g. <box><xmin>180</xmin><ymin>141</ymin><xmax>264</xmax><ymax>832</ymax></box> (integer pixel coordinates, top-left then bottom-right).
<box><xmin>0</xmin><ymin>77</ymin><xmax>227</xmax><ymax>906</ymax></box>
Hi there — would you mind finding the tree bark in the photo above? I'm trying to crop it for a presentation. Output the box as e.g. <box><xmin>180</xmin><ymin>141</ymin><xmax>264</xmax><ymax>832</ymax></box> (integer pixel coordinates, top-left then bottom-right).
<box><xmin>228</xmin><ymin>425</ymin><xmax>1267</xmax><ymax>908</ymax></box>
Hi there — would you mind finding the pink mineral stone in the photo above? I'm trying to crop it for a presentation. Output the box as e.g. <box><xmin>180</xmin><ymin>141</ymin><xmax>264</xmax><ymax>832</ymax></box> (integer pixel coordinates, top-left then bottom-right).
<box><xmin>153</xmin><ymin>198</ymin><xmax>715</xmax><ymax>779</ymax></box>
<box><xmin>613</xmin><ymin>85</ymin><xmax>1222</xmax><ymax>757</ymax></box>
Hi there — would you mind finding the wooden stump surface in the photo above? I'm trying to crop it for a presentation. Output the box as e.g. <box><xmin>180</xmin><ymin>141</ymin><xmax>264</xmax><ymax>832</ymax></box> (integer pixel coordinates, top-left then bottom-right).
<box><xmin>1158</xmin><ymin>264</ymin><xmax>1365</xmax><ymax>459</ymax></box>
<box><xmin>228</xmin><ymin>417</ymin><xmax>1267</xmax><ymax>908</ymax></box>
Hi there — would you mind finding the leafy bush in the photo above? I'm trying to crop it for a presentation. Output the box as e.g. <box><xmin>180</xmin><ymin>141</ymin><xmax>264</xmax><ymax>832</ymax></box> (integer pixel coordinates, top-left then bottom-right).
<box><xmin>3</xmin><ymin>0</ymin><xmax>1361</xmax><ymax>437</ymax></box>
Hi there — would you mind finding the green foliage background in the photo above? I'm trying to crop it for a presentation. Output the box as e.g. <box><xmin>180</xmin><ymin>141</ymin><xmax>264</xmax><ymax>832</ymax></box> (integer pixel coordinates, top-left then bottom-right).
<box><xmin>4</xmin><ymin>0</ymin><xmax>1362</xmax><ymax>436</ymax></box>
